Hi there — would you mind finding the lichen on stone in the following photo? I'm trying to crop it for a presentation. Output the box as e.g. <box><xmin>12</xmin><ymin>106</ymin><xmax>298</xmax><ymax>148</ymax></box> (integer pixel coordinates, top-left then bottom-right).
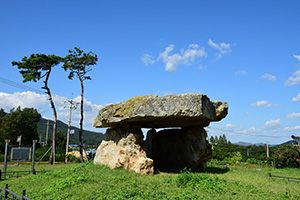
<box><xmin>114</xmin><ymin>95</ymin><xmax>157</xmax><ymax>118</ymax></box>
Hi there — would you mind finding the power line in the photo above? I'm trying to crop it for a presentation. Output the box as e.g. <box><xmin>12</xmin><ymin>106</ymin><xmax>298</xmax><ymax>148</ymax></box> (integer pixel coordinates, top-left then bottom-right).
<box><xmin>0</xmin><ymin>61</ymin><xmax>71</xmax><ymax>94</ymax></box>
<box><xmin>0</xmin><ymin>76</ymin><xmax>43</xmax><ymax>93</ymax></box>
<box><xmin>207</xmin><ymin>127</ymin><xmax>290</xmax><ymax>138</ymax></box>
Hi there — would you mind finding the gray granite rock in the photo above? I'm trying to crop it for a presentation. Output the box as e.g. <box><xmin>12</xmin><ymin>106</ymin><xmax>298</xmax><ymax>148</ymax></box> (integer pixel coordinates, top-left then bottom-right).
<box><xmin>93</xmin><ymin>93</ymin><xmax>228</xmax><ymax>128</ymax></box>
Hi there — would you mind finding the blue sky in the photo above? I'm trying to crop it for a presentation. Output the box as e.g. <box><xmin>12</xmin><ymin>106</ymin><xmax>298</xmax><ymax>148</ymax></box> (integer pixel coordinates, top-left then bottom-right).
<box><xmin>0</xmin><ymin>1</ymin><xmax>300</xmax><ymax>144</ymax></box>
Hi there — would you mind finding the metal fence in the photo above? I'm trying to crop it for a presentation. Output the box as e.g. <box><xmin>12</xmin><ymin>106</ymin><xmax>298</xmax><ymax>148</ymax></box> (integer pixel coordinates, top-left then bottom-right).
<box><xmin>0</xmin><ymin>184</ymin><xmax>53</xmax><ymax>200</ymax></box>
<box><xmin>0</xmin><ymin>170</ymin><xmax>51</xmax><ymax>181</ymax></box>
<box><xmin>269</xmin><ymin>173</ymin><xmax>300</xmax><ymax>184</ymax></box>
<box><xmin>0</xmin><ymin>183</ymin><xmax>31</xmax><ymax>200</ymax></box>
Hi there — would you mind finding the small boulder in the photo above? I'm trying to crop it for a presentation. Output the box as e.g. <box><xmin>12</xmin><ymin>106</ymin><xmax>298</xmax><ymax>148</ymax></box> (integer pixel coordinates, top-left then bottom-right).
<box><xmin>94</xmin><ymin>125</ymin><xmax>154</xmax><ymax>175</ymax></box>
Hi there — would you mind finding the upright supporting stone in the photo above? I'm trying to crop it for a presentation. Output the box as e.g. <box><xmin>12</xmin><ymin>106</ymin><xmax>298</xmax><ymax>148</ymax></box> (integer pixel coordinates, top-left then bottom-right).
<box><xmin>144</xmin><ymin>129</ymin><xmax>158</xmax><ymax>160</ymax></box>
<box><xmin>146</xmin><ymin>127</ymin><xmax>211</xmax><ymax>170</ymax></box>
<box><xmin>94</xmin><ymin>125</ymin><xmax>154</xmax><ymax>175</ymax></box>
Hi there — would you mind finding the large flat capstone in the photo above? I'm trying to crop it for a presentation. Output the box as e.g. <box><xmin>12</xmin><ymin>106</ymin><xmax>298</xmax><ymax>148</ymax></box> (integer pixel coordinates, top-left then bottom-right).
<box><xmin>93</xmin><ymin>93</ymin><xmax>228</xmax><ymax>128</ymax></box>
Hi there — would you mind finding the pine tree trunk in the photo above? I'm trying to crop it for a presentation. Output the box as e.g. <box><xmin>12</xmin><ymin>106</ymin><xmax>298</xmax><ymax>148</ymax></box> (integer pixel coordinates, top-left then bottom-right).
<box><xmin>79</xmin><ymin>77</ymin><xmax>84</xmax><ymax>163</ymax></box>
<box><xmin>43</xmin><ymin>70</ymin><xmax>57</xmax><ymax>165</ymax></box>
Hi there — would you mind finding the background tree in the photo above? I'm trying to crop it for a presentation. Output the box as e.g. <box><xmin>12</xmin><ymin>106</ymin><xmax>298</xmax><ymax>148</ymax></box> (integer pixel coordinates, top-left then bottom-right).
<box><xmin>271</xmin><ymin>144</ymin><xmax>300</xmax><ymax>168</ymax></box>
<box><xmin>63</xmin><ymin>47</ymin><xmax>98</xmax><ymax>162</ymax></box>
<box><xmin>0</xmin><ymin>107</ymin><xmax>41</xmax><ymax>153</ymax></box>
<box><xmin>12</xmin><ymin>54</ymin><xmax>62</xmax><ymax>164</ymax></box>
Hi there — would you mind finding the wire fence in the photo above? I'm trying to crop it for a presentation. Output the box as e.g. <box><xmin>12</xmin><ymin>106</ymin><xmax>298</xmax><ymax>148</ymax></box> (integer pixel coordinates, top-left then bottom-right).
<box><xmin>0</xmin><ymin>170</ymin><xmax>51</xmax><ymax>181</ymax></box>
<box><xmin>269</xmin><ymin>173</ymin><xmax>300</xmax><ymax>184</ymax></box>
<box><xmin>0</xmin><ymin>183</ymin><xmax>31</xmax><ymax>200</ymax></box>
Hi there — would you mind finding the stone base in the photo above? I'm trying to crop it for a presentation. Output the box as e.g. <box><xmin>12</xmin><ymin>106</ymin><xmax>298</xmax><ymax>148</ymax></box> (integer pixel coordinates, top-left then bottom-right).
<box><xmin>94</xmin><ymin>125</ymin><xmax>212</xmax><ymax>174</ymax></box>
<box><xmin>94</xmin><ymin>126</ymin><xmax>154</xmax><ymax>175</ymax></box>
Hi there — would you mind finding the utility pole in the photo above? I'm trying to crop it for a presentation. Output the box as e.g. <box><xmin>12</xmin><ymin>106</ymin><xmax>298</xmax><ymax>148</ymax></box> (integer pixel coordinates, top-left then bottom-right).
<box><xmin>45</xmin><ymin>119</ymin><xmax>49</xmax><ymax>146</ymax></box>
<box><xmin>64</xmin><ymin>94</ymin><xmax>79</xmax><ymax>163</ymax></box>
<box><xmin>266</xmin><ymin>141</ymin><xmax>269</xmax><ymax>158</ymax></box>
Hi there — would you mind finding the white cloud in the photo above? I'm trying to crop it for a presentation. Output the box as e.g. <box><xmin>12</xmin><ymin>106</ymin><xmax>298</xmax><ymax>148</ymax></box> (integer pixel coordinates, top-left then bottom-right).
<box><xmin>287</xmin><ymin>112</ymin><xmax>300</xmax><ymax>119</ymax></box>
<box><xmin>250</xmin><ymin>100</ymin><xmax>280</xmax><ymax>107</ymax></box>
<box><xmin>261</xmin><ymin>73</ymin><xmax>276</xmax><ymax>82</ymax></box>
<box><xmin>0</xmin><ymin>91</ymin><xmax>48</xmax><ymax>112</ymax></box>
<box><xmin>225</xmin><ymin>124</ymin><xmax>239</xmax><ymax>128</ymax></box>
<box><xmin>284</xmin><ymin>126</ymin><xmax>300</xmax><ymax>131</ymax></box>
<box><xmin>55</xmin><ymin>95</ymin><xmax>102</xmax><ymax>129</ymax></box>
<box><xmin>285</xmin><ymin>69</ymin><xmax>300</xmax><ymax>86</ymax></box>
<box><xmin>235</xmin><ymin>70</ymin><xmax>248</xmax><ymax>75</ymax></box>
<box><xmin>292</xmin><ymin>93</ymin><xmax>300</xmax><ymax>102</ymax></box>
<box><xmin>294</xmin><ymin>54</ymin><xmax>300</xmax><ymax>62</ymax></box>
<box><xmin>263</xmin><ymin>119</ymin><xmax>282</xmax><ymax>129</ymax></box>
<box><xmin>247</xmin><ymin>127</ymin><xmax>261</xmax><ymax>133</ymax></box>
<box><xmin>208</xmin><ymin>39</ymin><xmax>232</xmax><ymax>59</ymax></box>
<box><xmin>157</xmin><ymin>44</ymin><xmax>207</xmax><ymax>71</ymax></box>
<box><xmin>141</xmin><ymin>54</ymin><xmax>155</xmax><ymax>66</ymax></box>
<box><xmin>0</xmin><ymin>91</ymin><xmax>102</xmax><ymax>131</ymax></box>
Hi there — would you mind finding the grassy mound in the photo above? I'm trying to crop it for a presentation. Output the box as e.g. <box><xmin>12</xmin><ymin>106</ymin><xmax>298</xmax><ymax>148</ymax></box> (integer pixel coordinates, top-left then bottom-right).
<box><xmin>1</xmin><ymin>162</ymin><xmax>300</xmax><ymax>199</ymax></box>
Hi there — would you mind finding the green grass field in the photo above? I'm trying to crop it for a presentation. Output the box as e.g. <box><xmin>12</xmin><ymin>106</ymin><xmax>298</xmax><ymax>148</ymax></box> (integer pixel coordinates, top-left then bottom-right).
<box><xmin>1</xmin><ymin>162</ymin><xmax>300</xmax><ymax>199</ymax></box>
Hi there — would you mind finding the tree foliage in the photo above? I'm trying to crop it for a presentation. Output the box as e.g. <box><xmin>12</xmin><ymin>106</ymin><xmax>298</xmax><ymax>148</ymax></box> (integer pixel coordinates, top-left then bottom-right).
<box><xmin>210</xmin><ymin>134</ymin><xmax>233</xmax><ymax>160</ymax></box>
<box><xmin>11</xmin><ymin>54</ymin><xmax>61</xmax><ymax>82</ymax></box>
<box><xmin>210</xmin><ymin>134</ymin><xmax>269</xmax><ymax>164</ymax></box>
<box><xmin>209</xmin><ymin>134</ymin><xmax>300</xmax><ymax>168</ymax></box>
<box><xmin>0</xmin><ymin>107</ymin><xmax>41</xmax><ymax>153</ymax></box>
<box><xmin>62</xmin><ymin>47</ymin><xmax>97</xmax><ymax>81</ymax></box>
<box><xmin>271</xmin><ymin>144</ymin><xmax>300</xmax><ymax>168</ymax></box>
<box><xmin>62</xmin><ymin>47</ymin><xmax>98</xmax><ymax>163</ymax></box>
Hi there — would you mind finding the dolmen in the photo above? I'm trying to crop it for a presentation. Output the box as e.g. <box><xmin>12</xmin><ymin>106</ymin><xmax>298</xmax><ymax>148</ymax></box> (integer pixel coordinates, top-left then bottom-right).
<box><xmin>93</xmin><ymin>93</ymin><xmax>228</xmax><ymax>174</ymax></box>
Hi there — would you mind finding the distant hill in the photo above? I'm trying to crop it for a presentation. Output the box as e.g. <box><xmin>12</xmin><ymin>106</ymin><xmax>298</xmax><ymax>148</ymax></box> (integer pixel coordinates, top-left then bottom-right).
<box><xmin>233</xmin><ymin>141</ymin><xmax>267</xmax><ymax>146</ymax></box>
<box><xmin>37</xmin><ymin>118</ymin><xmax>104</xmax><ymax>146</ymax></box>
<box><xmin>274</xmin><ymin>140</ymin><xmax>295</xmax><ymax>146</ymax></box>
<box><xmin>234</xmin><ymin>140</ymin><xmax>296</xmax><ymax>147</ymax></box>
<box><xmin>234</xmin><ymin>141</ymin><xmax>253</xmax><ymax>146</ymax></box>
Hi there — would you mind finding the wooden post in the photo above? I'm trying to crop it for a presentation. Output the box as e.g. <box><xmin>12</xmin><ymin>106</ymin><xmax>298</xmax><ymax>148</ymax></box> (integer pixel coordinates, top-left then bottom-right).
<box><xmin>267</xmin><ymin>141</ymin><xmax>269</xmax><ymax>158</ymax></box>
<box><xmin>32</xmin><ymin>140</ymin><xmax>37</xmax><ymax>174</ymax></box>
<box><xmin>22</xmin><ymin>189</ymin><xmax>26</xmax><ymax>200</ymax></box>
<box><xmin>3</xmin><ymin>139</ymin><xmax>10</xmax><ymax>180</ymax></box>
<box><xmin>4</xmin><ymin>184</ymin><xmax>8</xmax><ymax>199</ymax></box>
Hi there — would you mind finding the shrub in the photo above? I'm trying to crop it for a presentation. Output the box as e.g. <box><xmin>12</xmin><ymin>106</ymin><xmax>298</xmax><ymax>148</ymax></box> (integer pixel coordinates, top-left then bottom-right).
<box><xmin>272</xmin><ymin>145</ymin><xmax>300</xmax><ymax>168</ymax></box>
<box><xmin>223</xmin><ymin>152</ymin><xmax>243</xmax><ymax>165</ymax></box>
<box><xmin>246</xmin><ymin>158</ymin><xmax>267</xmax><ymax>165</ymax></box>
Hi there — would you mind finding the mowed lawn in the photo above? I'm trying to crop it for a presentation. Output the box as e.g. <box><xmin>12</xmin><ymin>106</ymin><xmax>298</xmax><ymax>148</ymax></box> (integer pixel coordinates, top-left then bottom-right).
<box><xmin>1</xmin><ymin>162</ymin><xmax>300</xmax><ymax>199</ymax></box>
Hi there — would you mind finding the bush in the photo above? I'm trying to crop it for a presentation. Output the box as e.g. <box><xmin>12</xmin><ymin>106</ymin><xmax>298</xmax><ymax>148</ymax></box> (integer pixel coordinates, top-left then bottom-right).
<box><xmin>272</xmin><ymin>145</ymin><xmax>300</xmax><ymax>168</ymax></box>
<box><xmin>223</xmin><ymin>152</ymin><xmax>243</xmax><ymax>165</ymax></box>
<box><xmin>246</xmin><ymin>158</ymin><xmax>267</xmax><ymax>165</ymax></box>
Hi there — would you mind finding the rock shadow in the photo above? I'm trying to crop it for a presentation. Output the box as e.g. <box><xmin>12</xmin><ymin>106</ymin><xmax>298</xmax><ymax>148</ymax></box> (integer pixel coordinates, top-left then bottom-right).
<box><xmin>156</xmin><ymin>166</ymin><xmax>230</xmax><ymax>174</ymax></box>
